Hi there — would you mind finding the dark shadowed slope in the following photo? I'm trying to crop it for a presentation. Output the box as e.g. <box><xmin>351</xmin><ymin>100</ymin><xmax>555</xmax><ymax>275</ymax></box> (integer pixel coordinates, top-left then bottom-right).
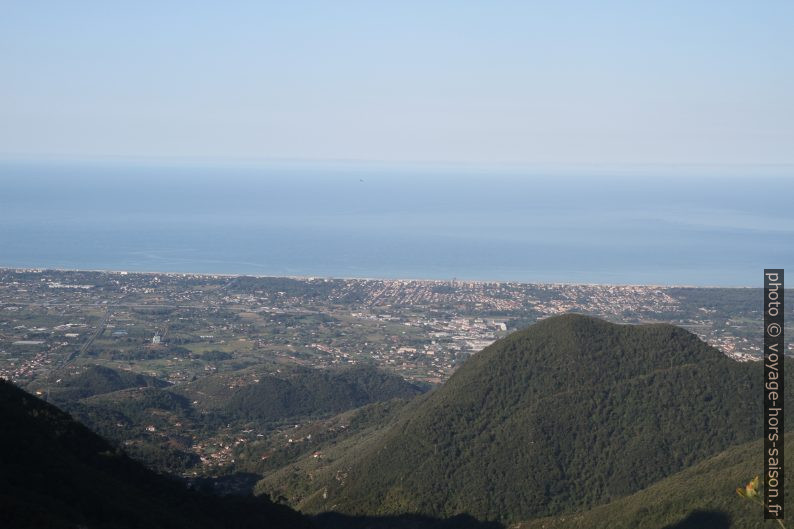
<box><xmin>0</xmin><ymin>379</ymin><xmax>311</xmax><ymax>529</ymax></box>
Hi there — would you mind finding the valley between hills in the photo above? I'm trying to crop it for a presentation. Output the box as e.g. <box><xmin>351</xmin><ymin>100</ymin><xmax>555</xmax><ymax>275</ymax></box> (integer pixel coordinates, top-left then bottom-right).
<box><xmin>1</xmin><ymin>270</ymin><xmax>792</xmax><ymax>528</ymax></box>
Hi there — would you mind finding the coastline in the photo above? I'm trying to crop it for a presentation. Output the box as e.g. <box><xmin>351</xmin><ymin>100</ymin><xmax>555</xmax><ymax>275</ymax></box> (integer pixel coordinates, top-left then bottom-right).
<box><xmin>0</xmin><ymin>265</ymin><xmax>756</xmax><ymax>289</ymax></box>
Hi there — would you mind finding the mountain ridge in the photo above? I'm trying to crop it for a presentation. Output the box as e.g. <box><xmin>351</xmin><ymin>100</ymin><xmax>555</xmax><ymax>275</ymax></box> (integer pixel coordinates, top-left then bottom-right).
<box><xmin>258</xmin><ymin>314</ymin><xmax>789</xmax><ymax>523</ymax></box>
<box><xmin>513</xmin><ymin>433</ymin><xmax>793</xmax><ymax>529</ymax></box>
<box><xmin>0</xmin><ymin>378</ymin><xmax>311</xmax><ymax>529</ymax></box>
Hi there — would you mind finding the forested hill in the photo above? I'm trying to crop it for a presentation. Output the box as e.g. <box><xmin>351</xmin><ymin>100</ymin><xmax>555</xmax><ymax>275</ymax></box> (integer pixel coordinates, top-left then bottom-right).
<box><xmin>32</xmin><ymin>362</ymin><xmax>426</xmax><ymax>477</ymax></box>
<box><xmin>39</xmin><ymin>364</ymin><xmax>171</xmax><ymax>401</ymax></box>
<box><xmin>221</xmin><ymin>364</ymin><xmax>426</xmax><ymax>422</ymax></box>
<box><xmin>513</xmin><ymin>433</ymin><xmax>794</xmax><ymax>529</ymax></box>
<box><xmin>0</xmin><ymin>379</ymin><xmax>311</xmax><ymax>529</ymax></box>
<box><xmin>270</xmin><ymin>314</ymin><xmax>792</xmax><ymax>523</ymax></box>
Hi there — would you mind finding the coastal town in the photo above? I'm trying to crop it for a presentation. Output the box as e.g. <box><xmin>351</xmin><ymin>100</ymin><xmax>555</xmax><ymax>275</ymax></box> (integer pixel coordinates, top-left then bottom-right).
<box><xmin>1</xmin><ymin>268</ymin><xmax>784</xmax><ymax>386</ymax></box>
<box><xmin>0</xmin><ymin>267</ymin><xmax>789</xmax><ymax>474</ymax></box>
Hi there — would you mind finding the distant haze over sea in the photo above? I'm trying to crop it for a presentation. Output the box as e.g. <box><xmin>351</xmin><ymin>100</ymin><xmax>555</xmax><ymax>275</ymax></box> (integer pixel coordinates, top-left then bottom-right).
<box><xmin>1</xmin><ymin>159</ymin><xmax>792</xmax><ymax>287</ymax></box>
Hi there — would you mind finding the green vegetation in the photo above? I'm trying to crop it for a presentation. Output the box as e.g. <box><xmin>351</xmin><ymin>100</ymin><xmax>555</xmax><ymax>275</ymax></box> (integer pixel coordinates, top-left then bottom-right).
<box><xmin>514</xmin><ymin>434</ymin><xmax>793</xmax><ymax>529</ymax></box>
<box><xmin>0</xmin><ymin>379</ymin><xmax>310</xmax><ymax>529</ymax></box>
<box><xmin>202</xmin><ymin>350</ymin><xmax>233</xmax><ymax>362</ymax></box>
<box><xmin>46</xmin><ymin>363</ymin><xmax>425</xmax><ymax>474</ymax></box>
<box><xmin>227</xmin><ymin>276</ymin><xmax>339</xmax><ymax>299</ymax></box>
<box><xmin>262</xmin><ymin>314</ymin><xmax>793</xmax><ymax>524</ymax></box>
<box><xmin>3</xmin><ymin>269</ymin><xmax>791</xmax><ymax>528</ymax></box>
<box><xmin>42</xmin><ymin>364</ymin><xmax>171</xmax><ymax>401</ymax></box>
<box><xmin>76</xmin><ymin>386</ymin><xmax>196</xmax><ymax>428</ymax></box>
<box><xmin>236</xmin><ymin>398</ymin><xmax>412</xmax><ymax>476</ymax></box>
<box><xmin>64</xmin><ymin>386</ymin><xmax>211</xmax><ymax>474</ymax></box>
<box><xmin>223</xmin><ymin>364</ymin><xmax>424</xmax><ymax>423</ymax></box>
<box><xmin>735</xmin><ymin>475</ymin><xmax>787</xmax><ymax>528</ymax></box>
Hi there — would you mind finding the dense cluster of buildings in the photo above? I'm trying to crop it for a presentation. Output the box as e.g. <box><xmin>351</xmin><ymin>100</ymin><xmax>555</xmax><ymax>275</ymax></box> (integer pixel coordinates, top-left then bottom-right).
<box><xmin>1</xmin><ymin>269</ymin><xmax>786</xmax><ymax>385</ymax></box>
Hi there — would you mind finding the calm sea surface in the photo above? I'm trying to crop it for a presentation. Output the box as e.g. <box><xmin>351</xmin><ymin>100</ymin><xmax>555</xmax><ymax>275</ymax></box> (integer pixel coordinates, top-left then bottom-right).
<box><xmin>1</xmin><ymin>160</ymin><xmax>792</xmax><ymax>286</ymax></box>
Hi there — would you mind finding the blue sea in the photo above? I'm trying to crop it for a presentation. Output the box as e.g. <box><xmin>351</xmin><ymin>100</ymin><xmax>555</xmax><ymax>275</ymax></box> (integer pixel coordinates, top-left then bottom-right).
<box><xmin>1</xmin><ymin>159</ymin><xmax>792</xmax><ymax>286</ymax></box>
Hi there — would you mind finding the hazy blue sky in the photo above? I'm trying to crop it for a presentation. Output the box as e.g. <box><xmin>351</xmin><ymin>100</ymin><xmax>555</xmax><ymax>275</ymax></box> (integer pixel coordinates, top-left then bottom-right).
<box><xmin>2</xmin><ymin>1</ymin><xmax>792</xmax><ymax>165</ymax></box>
